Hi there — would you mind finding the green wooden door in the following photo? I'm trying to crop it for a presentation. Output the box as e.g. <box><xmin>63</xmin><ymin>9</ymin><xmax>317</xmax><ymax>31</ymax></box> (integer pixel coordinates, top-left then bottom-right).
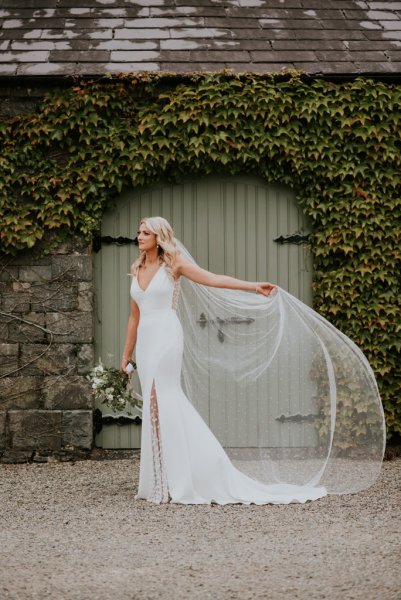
<box><xmin>94</xmin><ymin>174</ymin><xmax>313</xmax><ymax>449</ymax></box>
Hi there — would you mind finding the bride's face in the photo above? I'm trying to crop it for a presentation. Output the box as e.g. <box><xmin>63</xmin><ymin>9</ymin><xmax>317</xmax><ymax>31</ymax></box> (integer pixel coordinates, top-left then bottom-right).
<box><xmin>137</xmin><ymin>223</ymin><xmax>157</xmax><ymax>252</ymax></box>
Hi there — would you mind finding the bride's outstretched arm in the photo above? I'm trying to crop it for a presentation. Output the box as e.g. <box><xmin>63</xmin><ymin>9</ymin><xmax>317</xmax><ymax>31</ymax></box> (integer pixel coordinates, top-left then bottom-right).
<box><xmin>174</xmin><ymin>255</ymin><xmax>278</xmax><ymax>298</ymax></box>
<box><xmin>121</xmin><ymin>298</ymin><xmax>140</xmax><ymax>372</ymax></box>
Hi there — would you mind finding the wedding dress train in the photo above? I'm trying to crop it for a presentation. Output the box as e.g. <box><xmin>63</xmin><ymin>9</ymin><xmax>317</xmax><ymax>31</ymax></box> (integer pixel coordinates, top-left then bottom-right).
<box><xmin>131</xmin><ymin>264</ymin><xmax>328</xmax><ymax>505</ymax></box>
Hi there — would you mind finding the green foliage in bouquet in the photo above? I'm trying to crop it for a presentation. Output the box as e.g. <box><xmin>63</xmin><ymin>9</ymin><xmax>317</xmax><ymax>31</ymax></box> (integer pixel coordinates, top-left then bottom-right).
<box><xmin>87</xmin><ymin>361</ymin><xmax>142</xmax><ymax>415</ymax></box>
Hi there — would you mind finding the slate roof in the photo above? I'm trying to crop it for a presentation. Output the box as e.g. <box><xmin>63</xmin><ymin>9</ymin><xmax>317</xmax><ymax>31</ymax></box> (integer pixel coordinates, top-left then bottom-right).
<box><xmin>1</xmin><ymin>0</ymin><xmax>401</xmax><ymax>77</ymax></box>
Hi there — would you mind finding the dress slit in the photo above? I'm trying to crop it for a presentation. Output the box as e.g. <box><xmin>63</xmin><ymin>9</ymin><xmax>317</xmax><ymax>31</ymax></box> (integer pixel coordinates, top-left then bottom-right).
<box><xmin>148</xmin><ymin>378</ymin><xmax>171</xmax><ymax>504</ymax></box>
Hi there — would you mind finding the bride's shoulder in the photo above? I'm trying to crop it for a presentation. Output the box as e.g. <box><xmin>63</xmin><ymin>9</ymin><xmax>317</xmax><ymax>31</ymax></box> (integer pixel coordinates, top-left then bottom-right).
<box><xmin>171</xmin><ymin>251</ymin><xmax>192</xmax><ymax>278</ymax></box>
<box><xmin>130</xmin><ymin>262</ymin><xmax>139</xmax><ymax>277</ymax></box>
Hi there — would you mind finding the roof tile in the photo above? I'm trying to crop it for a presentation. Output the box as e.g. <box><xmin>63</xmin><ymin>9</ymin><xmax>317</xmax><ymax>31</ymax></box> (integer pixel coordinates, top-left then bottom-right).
<box><xmin>49</xmin><ymin>50</ymin><xmax>110</xmax><ymax>61</ymax></box>
<box><xmin>110</xmin><ymin>50</ymin><xmax>160</xmax><ymax>61</ymax></box>
<box><xmin>1</xmin><ymin>0</ymin><xmax>401</xmax><ymax>77</ymax></box>
<box><xmin>251</xmin><ymin>50</ymin><xmax>317</xmax><ymax>61</ymax></box>
<box><xmin>0</xmin><ymin>51</ymin><xmax>49</xmax><ymax>62</ymax></box>
<box><xmin>114</xmin><ymin>28</ymin><xmax>170</xmax><ymax>39</ymax></box>
<box><xmin>163</xmin><ymin>49</ymin><xmax>251</xmax><ymax>61</ymax></box>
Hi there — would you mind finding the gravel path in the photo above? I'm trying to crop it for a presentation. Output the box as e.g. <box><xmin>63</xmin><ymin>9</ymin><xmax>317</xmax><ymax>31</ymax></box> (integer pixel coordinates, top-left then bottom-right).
<box><xmin>0</xmin><ymin>452</ymin><xmax>400</xmax><ymax>600</ymax></box>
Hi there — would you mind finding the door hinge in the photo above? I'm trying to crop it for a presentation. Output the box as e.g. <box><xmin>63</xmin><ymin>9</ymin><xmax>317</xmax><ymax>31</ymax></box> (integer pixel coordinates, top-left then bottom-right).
<box><xmin>93</xmin><ymin>235</ymin><xmax>138</xmax><ymax>253</ymax></box>
<box><xmin>273</xmin><ymin>233</ymin><xmax>310</xmax><ymax>245</ymax></box>
<box><xmin>275</xmin><ymin>412</ymin><xmax>321</xmax><ymax>423</ymax></box>
<box><xmin>197</xmin><ymin>312</ymin><xmax>255</xmax><ymax>343</ymax></box>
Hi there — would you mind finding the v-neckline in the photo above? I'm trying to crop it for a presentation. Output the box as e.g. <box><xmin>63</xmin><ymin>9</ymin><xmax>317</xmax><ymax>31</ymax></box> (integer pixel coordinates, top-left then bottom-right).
<box><xmin>136</xmin><ymin>264</ymin><xmax>163</xmax><ymax>293</ymax></box>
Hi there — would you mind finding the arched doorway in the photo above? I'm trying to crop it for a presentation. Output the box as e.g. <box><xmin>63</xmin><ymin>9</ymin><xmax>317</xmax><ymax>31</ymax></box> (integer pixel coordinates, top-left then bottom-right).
<box><xmin>94</xmin><ymin>174</ymin><xmax>313</xmax><ymax>448</ymax></box>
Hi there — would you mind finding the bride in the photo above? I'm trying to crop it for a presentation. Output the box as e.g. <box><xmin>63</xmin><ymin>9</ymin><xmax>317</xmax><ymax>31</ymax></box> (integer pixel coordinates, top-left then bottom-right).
<box><xmin>121</xmin><ymin>216</ymin><xmax>385</xmax><ymax>505</ymax></box>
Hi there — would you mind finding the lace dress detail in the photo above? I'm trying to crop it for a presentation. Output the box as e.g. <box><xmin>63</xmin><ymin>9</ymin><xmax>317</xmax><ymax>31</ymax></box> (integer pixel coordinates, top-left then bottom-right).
<box><xmin>148</xmin><ymin>380</ymin><xmax>170</xmax><ymax>504</ymax></box>
<box><xmin>172</xmin><ymin>277</ymin><xmax>181</xmax><ymax>310</ymax></box>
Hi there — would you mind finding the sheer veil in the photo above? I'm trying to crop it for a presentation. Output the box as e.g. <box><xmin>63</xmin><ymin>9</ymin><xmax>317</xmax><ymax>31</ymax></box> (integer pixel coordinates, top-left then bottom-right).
<box><xmin>174</xmin><ymin>238</ymin><xmax>386</xmax><ymax>495</ymax></box>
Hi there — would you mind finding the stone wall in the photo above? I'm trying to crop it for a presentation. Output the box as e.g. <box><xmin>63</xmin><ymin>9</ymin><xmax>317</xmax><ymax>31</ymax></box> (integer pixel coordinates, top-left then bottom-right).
<box><xmin>0</xmin><ymin>236</ymin><xmax>95</xmax><ymax>463</ymax></box>
<box><xmin>0</xmin><ymin>82</ymin><xmax>96</xmax><ymax>463</ymax></box>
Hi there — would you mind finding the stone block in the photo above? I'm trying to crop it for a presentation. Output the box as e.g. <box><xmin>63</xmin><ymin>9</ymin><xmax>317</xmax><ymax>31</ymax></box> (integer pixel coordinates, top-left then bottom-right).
<box><xmin>0</xmin><ymin>343</ymin><xmax>19</xmax><ymax>377</ymax></box>
<box><xmin>46</xmin><ymin>312</ymin><xmax>93</xmax><ymax>343</ymax></box>
<box><xmin>20</xmin><ymin>343</ymin><xmax>93</xmax><ymax>376</ymax></box>
<box><xmin>0</xmin><ymin>449</ymin><xmax>34</xmax><ymax>463</ymax></box>
<box><xmin>20</xmin><ymin>342</ymin><xmax>71</xmax><ymax>376</ymax></box>
<box><xmin>76</xmin><ymin>343</ymin><xmax>94</xmax><ymax>374</ymax></box>
<box><xmin>12</xmin><ymin>281</ymin><xmax>31</xmax><ymax>291</ymax></box>
<box><xmin>44</xmin><ymin>375</ymin><xmax>93</xmax><ymax>410</ymax></box>
<box><xmin>51</xmin><ymin>255</ymin><xmax>93</xmax><ymax>282</ymax></box>
<box><xmin>62</xmin><ymin>410</ymin><xmax>93</xmax><ymax>449</ymax></box>
<box><xmin>52</xmin><ymin>236</ymin><xmax>92</xmax><ymax>255</ymax></box>
<box><xmin>0</xmin><ymin>283</ymin><xmax>7</xmax><ymax>307</ymax></box>
<box><xmin>2</xmin><ymin>286</ymin><xmax>31</xmax><ymax>313</ymax></box>
<box><xmin>9</xmin><ymin>410</ymin><xmax>62</xmax><ymax>450</ymax></box>
<box><xmin>77</xmin><ymin>282</ymin><xmax>93</xmax><ymax>312</ymax></box>
<box><xmin>0</xmin><ymin>343</ymin><xmax>18</xmax><ymax>356</ymax></box>
<box><xmin>0</xmin><ymin>266</ymin><xmax>18</xmax><ymax>282</ymax></box>
<box><xmin>30</xmin><ymin>281</ymin><xmax>78</xmax><ymax>312</ymax></box>
<box><xmin>0</xmin><ymin>253</ymin><xmax>51</xmax><ymax>267</ymax></box>
<box><xmin>0</xmin><ymin>95</ymin><xmax>36</xmax><ymax>114</ymax></box>
<box><xmin>0</xmin><ymin>320</ymin><xmax>8</xmax><ymax>344</ymax></box>
<box><xmin>0</xmin><ymin>411</ymin><xmax>6</xmax><ymax>449</ymax></box>
<box><xmin>0</xmin><ymin>376</ymin><xmax>43</xmax><ymax>410</ymax></box>
<box><xmin>8</xmin><ymin>312</ymin><xmax>46</xmax><ymax>343</ymax></box>
<box><xmin>19</xmin><ymin>266</ymin><xmax>52</xmax><ymax>282</ymax></box>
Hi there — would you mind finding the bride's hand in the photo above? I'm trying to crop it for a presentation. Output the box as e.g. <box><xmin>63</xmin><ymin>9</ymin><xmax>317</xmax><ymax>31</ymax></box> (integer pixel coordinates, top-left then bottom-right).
<box><xmin>121</xmin><ymin>357</ymin><xmax>130</xmax><ymax>373</ymax></box>
<box><xmin>256</xmin><ymin>282</ymin><xmax>278</xmax><ymax>298</ymax></box>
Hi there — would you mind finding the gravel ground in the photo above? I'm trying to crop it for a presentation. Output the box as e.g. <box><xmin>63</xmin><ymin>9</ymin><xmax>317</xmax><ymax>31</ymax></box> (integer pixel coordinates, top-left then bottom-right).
<box><xmin>0</xmin><ymin>452</ymin><xmax>400</xmax><ymax>600</ymax></box>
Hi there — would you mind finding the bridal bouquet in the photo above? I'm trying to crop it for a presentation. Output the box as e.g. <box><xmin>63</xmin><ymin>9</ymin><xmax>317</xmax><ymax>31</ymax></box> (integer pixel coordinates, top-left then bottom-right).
<box><xmin>87</xmin><ymin>360</ymin><xmax>143</xmax><ymax>414</ymax></box>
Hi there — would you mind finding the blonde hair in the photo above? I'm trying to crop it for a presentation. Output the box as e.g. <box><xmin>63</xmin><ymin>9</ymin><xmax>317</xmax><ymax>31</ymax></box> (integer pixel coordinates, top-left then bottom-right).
<box><xmin>131</xmin><ymin>216</ymin><xmax>181</xmax><ymax>282</ymax></box>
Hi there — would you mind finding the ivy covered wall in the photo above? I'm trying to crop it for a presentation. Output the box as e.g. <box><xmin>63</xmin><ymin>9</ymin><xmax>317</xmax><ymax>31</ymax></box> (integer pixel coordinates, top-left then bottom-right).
<box><xmin>0</xmin><ymin>69</ymin><xmax>400</xmax><ymax>444</ymax></box>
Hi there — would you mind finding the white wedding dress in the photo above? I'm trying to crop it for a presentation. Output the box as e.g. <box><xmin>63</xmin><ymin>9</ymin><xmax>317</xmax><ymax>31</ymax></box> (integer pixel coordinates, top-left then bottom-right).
<box><xmin>131</xmin><ymin>263</ymin><xmax>328</xmax><ymax>505</ymax></box>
